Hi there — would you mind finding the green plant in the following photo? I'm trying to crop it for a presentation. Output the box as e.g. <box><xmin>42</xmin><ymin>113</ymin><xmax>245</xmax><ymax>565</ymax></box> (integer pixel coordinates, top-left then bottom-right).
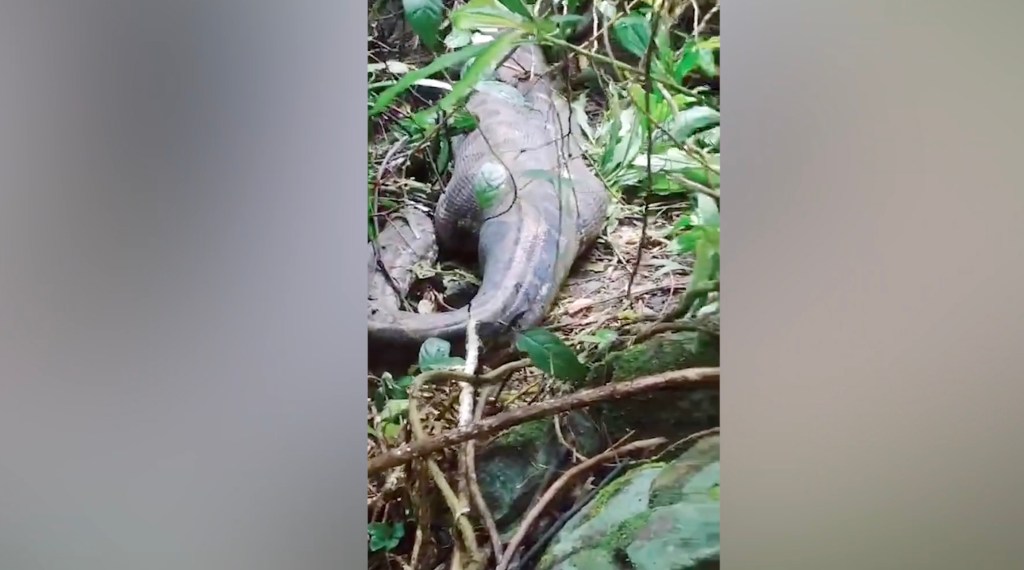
<box><xmin>368</xmin><ymin>521</ymin><xmax>406</xmax><ymax>552</ymax></box>
<box><xmin>370</xmin><ymin>0</ymin><xmax>721</xmax><ymax>370</ymax></box>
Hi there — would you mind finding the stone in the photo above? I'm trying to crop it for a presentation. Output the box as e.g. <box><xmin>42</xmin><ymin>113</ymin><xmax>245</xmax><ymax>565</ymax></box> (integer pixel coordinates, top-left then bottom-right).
<box><xmin>538</xmin><ymin>436</ymin><xmax>720</xmax><ymax>570</ymax></box>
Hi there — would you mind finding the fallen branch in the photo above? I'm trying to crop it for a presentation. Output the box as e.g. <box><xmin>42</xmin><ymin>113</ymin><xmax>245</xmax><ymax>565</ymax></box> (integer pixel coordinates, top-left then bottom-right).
<box><xmin>633</xmin><ymin>317</ymin><xmax>719</xmax><ymax>344</ymax></box>
<box><xmin>452</xmin><ymin>319</ymin><xmax>481</xmax><ymax>566</ymax></box>
<box><xmin>403</xmin><ymin>353</ymin><xmax>528</xmax><ymax>570</ymax></box>
<box><xmin>409</xmin><ymin>373</ymin><xmax>481</xmax><ymax>568</ymax></box>
<box><xmin>368</xmin><ymin>366</ymin><xmax>720</xmax><ymax>474</ymax></box>
<box><xmin>632</xmin><ymin>280</ymin><xmax>720</xmax><ymax>344</ymax></box>
<box><xmin>652</xmin><ymin>426</ymin><xmax>720</xmax><ymax>463</ymax></box>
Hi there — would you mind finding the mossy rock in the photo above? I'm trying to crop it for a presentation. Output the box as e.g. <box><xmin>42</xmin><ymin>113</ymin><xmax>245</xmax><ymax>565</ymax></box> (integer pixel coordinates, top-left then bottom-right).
<box><xmin>597</xmin><ymin>332</ymin><xmax>719</xmax><ymax>384</ymax></box>
<box><xmin>619</xmin><ymin>501</ymin><xmax>721</xmax><ymax>570</ymax></box>
<box><xmin>648</xmin><ymin>435</ymin><xmax>721</xmax><ymax>508</ymax></box>
<box><xmin>537</xmin><ymin>464</ymin><xmax>664</xmax><ymax>569</ymax></box>
<box><xmin>539</xmin><ymin>436</ymin><xmax>721</xmax><ymax>570</ymax></box>
<box><xmin>588</xmin><ymin>332</ymin><xmax>719</xmax><ymax>443</ymax></box>
<box><xmin>475</xmin><ymin>411</ymin><xmax>603</xmax><ymax>532</ymax></box>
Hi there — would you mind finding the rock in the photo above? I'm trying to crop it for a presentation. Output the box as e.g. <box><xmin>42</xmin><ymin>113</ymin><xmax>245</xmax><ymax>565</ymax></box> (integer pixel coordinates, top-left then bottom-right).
<box><xmin>648</xmin><ymin>436</ymin><xmax>720</xmax><ymax>508</ymax></box>
<box><xmin>622</xmin><ymin>501</ymin><xmax>720</xmax><ymax>570</ymax></box>
<box><xmin>588</xmin><ymin>332</ymin><xmax>719</xmax><ymax>443</ymax></box>
<box><xmin>475</xmin><ymin>411</ymin><xmax>603</xmax><ymax>532</ymax></box>
<box><xmin>537</xmin><ymin>435</ymin><xmax>720</xmax><ymax>570</ymax></box>
<box><xmin>475</xmin><ymin>330</ymin><xmax>719</xmax><ymax>541</ymax></box>
<box><xmin>538</xmin><ymin>464</ymin><xmax>664</xmax><ymax>564</ymax></box>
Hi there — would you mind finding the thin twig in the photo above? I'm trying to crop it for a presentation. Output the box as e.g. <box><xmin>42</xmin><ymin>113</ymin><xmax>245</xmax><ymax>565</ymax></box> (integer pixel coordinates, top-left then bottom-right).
<box><xmin>466</xmin><ymin>385</ymin><xmax>504</xmax><ymax>563</ymax></box>
<box><xmin>543</xmin><ymin>37</ymin><xmax>711</xmax><ymax>106</ymax></box>
<box><xmin>633</xmin><ymin>318</ymin><xmax>718</xmax><ymax>343</ymax></box>
<box><xmin>403</xmin><ymin>358</ymin><xmax>528</xmax><ymax>568</ymax></box>
<box><xmin>672</xmin><ymin>174</ymin><xmax>720</xmax><ymax>200</ymax></box>
<box><xmin>652</xmin><ymin>427</ymin><xmax>720</xmax><ymax>463</ymax></box>
<box><xmin>409</xmin><ymin>463</ymin><xmax>431</xmax><ymax>570</ymax></box>
<box><xmin>554</xmin><ymin>414</ymin><xmax>589</xmax><ymax>463</ymax></box>
<box><xmin>516</xmin><ymin>461</ymin><xmax>629</xmax><ymax>568</ymax></box>
<box><xmin>453</xmin><ymin>317</ymin><xmax>481</xmax><ymax>568</ymax></box>
<box><xmin>495</xmin><ymin>438</ymin><xmax>668</xmax><ymax>570</ymax></box>
<box><xmin>626</xmin><ymin>6</ymin><xmax>663</xmax><ymax>297</ymax></box>
<box><xmin>693</xmin><ymin>1</ymin><xmax>721</xmax><ymax>38</ymax></box>
<box><xmin>665</xmin><ymin>279</ymin><xmax>719</xmax><ymax>321</ymax></box>
<box><xmin>409</xmin><ymin>379</ymin><xmax>482</xmax><ymax>567</ymax></box>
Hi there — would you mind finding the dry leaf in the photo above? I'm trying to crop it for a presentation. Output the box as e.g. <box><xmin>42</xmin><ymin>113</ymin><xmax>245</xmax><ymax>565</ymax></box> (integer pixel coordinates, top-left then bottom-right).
<box><xmin>567</xmin><ymin>298</ymin><xmax>594</xmax><ymax>314</ymax></box>
<box><xmin>417</xmin><ymin>296</ymin><xmax>436</xmax><ymax>314</ymax></box>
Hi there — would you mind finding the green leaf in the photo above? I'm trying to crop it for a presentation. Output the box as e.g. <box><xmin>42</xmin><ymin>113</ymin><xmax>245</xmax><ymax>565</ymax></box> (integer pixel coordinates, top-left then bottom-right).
<box><xmin>369</xmin><ymin>43</ymin><xmax>490</xmax><ymax>116</ymax></box>
<box><xmin>450</xmin><ymin>0</ymin><xmax>526</xmax><ymax>31</ymax></box>
<box><xmin>692</xmin><ymin>126</ymin><xmax>720</xmax><ymax>150</ymax></box>
<box><xmin>549</xmin><ymin>14</ymin><xmax>587</xmax><ymax>28</ymax></box>
<box><xmin>654</xmin><ymin>22</ymin><xmax>673</xmax><ymax>63</ymax></box>
<box><xmin>598</xmin><ymin>115</ymin><xmax>623</xmax><ymax>171</ymax></box>
<box><xmin>673</xmin><ymin>41</ymin><xmax>702</xmax><ymax>81</ymax></box>
<box><xmin>696</xmin><ymin>37</ymin><xmax>720</xmax><ymax>50</ymax></box>
<box><xmin>368</xmin><ymin>522</ymin><xmax>406</xmax><ymax>552</ymax></box>
<box><xmin>403</xmin><ymin>0</ymin><xmax>445</xmax><ymax>50</ymax></box>
<box><xmin>382</xmin><ymin>421</ymin><xmax>403</xmax><ymax>440</ymax></box>
<box><xmin>649</xmin><ymin>172</ymin><xmax>685</xmax><ymax>196</ymax></box>
<box><xmin>444</xmin><ymin>28</ymin><xmax>473</xmax><ymax>49</ymax></box>
<box><xmin>497</xmin><ymin>0</ymin><xmax>532</xmax><ymax>19</ymax></box>
<box><xmin>577</xmin><ymin>329</ymin><xmax>618</xmax><ymax>351</ymax></box>
<box><xmin>672</xmin><ymin>231</ymin><xmax>699</xmax><ymax>254</ymax></box>
<box><xmin>515</xmin><ymin>328</ymin><xmax>588</xmax><ymax>383</ymax></box>
<box><xmin>612</xmin><ymin>14</ymin><xmax>652</xmax><ymax>59</ymax></box>
<box><xmin>693</xmin><ymin>192</ymin><xmax>720</xmax><ymax>229</ymax></box>
<box><xmin>677</xmin><ymin>167</ymin><xmax>719</xmax><ymax>189</ymax></box>
<box><xmin>436</xmin><ymin>137</ymin><xmax>452</xmax><ymax>174</ymax></box>
<box><xmin>690</xmin><ymin>229</ymin><xmax>720</xmax><ymax>286</ymax></box>
<box><xmin>379</xmin><ymin>398</ymin><xmax>409</xmax><ymax>423</ymax></box>
<box><xmin>387</xmin><ymin>375</ymin><xmax>414</xmax><ymax>399</ymax></box>
<box><xmin>536</xmin><ymin>14</ymin><xmax>585</xmax><ymax>38</ymax></box>
<box><xmin>672</xmin><ymin>218</ymin><xmax>719</xmax><ymax>258</ymax></box>
<box><xmin>608</xmin><ymin>111</ymin><xmax>644</xmax><ymax>173</ymax></box>
<box><xmin>450</xmin><ymin>110</ymin><xmax>479</xmax><ymax>131</ymax></box>
<box><xmin>667</xmin><ymin>106</ymin><xmax>720</xmax><ymax>141</ymax></box>
<box><xmin>627</xmin><ymin>83</ymin><xmax>668</xmax><ymax>123</ymax></box>
<box><xmin>425</xmin><ymin>30</ymin><xmax>523</xmax><ymax>120</ymax></box>
<box><xmin>696</xmin><ymin>47</ymin><xmax>717</xmax><ymax>76</ymax></box>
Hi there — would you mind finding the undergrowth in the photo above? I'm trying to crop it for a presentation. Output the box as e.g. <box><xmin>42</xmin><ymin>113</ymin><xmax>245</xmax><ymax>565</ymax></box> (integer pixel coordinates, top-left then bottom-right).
<box><xmin>367</xmin><ymin>0</ymin><xmax>720</xmax><ymax>567</ymax></box>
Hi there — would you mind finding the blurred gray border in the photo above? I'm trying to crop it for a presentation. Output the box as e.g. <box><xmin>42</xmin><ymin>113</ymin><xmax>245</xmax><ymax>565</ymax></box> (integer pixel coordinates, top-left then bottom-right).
<box><xmin>0</xmin><ymin>2</ymin><xmax>367</xmax><ymax>569</ymax></box>
<box><xmin>728</xmin><ymin>0</ymin><xmax>1024</xmax><ymax>568</ymax></box>
<box><xmin>5</xmin><ymin>0</ymin><xmax>1024</xmax><ymax>568</ymax></box>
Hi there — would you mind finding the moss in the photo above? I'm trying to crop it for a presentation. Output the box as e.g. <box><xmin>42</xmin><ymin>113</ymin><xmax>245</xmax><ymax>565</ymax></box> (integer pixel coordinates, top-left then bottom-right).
<box><xmin>597</xmin><ymin>510</ymin><xmax>656</xmax><ymax>553</ymax></box>
<box><xmin>491</xmin><ymin>419</ymin><xmax>550</xmax><ymax>449</ymax></box>
<box><xmin>580</xmin><ymin>464</ymin><xmax>663</xmax><ymax>524</ymax></box>
<box><xmin>588</xmin><ymin>333</ymin><xmax>720</xmax><ymax>443</ymax></box>
<box><xmin>648</xmin><ymin>437</ymin><xmax>721</xmax><ymax>508</ymax></box>
<box><xmin>607</xmin><ymin>332</ymin><xmax>718</xmax><ymax>383</ymax></box>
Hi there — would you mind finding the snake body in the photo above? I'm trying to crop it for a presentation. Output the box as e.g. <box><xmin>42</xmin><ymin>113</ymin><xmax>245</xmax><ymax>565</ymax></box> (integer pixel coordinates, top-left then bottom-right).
<box><xmin>368</xmin><ymin>44</ymin><xmax>609</xmax><ymax>355</ymax></box>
